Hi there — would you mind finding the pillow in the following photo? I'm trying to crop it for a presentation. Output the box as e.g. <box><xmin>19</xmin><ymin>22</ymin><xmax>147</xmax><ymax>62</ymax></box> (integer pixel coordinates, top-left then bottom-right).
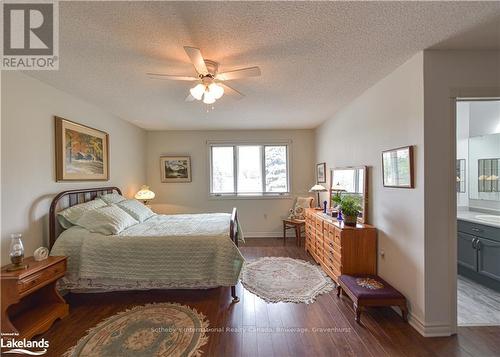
<box><xmin>296</xmin><ymin>197</ymin><xmax>313</xmax><ymax>209</ymax></box>
<box><xmin>116</xmin><ymin>199</ymin><xmax>155</xmax><ymax>223</ymax></box>
<box><xmin>75</xmin><ymin>205</ymin><xmax>138</xmax><ymax>235</ymax></box>
<box><xmin>57</xmin><ymin>198</ymin><xmax>107</xmax><ymax>226</ymax></box>
<box><xmin>100</xmin><ymin>192</ymin><xmax>126</xmax><ymax>205</ymax></box>
<box><xmin>287</xmin><ymin>197</ymin><xmax>313</xmax><ymax>220</ymax></box>
<box><xmin>57</xmin><ymin>215</ymin><xmax>74</xmax><ymax>230</ymax></box>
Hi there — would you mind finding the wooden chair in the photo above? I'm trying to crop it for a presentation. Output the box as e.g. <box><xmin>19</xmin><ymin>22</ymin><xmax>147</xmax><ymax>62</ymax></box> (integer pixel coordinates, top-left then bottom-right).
<box><xmin>283</xmin><ymin>219</ymin><xmax>306</xmax><ymax>246</ymax></box>
<box><xmin>283</xmin><ymin>197</ymin><xmax>313</xmax><ymax>246</ymax></box>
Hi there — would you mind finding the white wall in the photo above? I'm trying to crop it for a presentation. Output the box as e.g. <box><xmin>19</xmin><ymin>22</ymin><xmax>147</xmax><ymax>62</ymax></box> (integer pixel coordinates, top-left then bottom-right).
<box><xmin>1</xmin><ymin>72</ymin><xmax>147</xmax><ymax>264</ymax></box>
<box><xmin>316</xmin><ymin>54</ymin><xmax>426</xmax><ymax>326</ymax></box>
<box><xmin>469</xmin><ymin>133</ymin><xmax>500</xmax><ymax>206</ymax></box>
<box><xmin>146</xmin><ymin>130</ymin><xmax>315</xmax><ymax>237</ymax></box>
<box><xmin>469</xmin><ymin>101</ymin><xmax>500</xmax><ymax>137</ymax></box>
<box><xmin>423</xmin><ymin>50</ymin><xmax>500</xmax><ymax>334</ymax></box>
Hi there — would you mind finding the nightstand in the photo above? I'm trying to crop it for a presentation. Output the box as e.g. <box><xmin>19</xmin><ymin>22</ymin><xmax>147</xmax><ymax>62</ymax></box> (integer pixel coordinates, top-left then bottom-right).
<box><xmin>1</xmin><ymin>256</ymin><xmax>69</xmax><ymax>339</ymax></box>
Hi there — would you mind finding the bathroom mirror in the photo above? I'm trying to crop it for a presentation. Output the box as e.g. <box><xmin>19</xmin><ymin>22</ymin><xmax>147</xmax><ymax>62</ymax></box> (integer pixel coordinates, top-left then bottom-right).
<box><xmin>330</xmin><ymin>166</ymin><xmax>368</xmax><ymax>223</ymax></box>
<box><xmin>469</xmin><ymin>133</ymin><xmax>500</xmax><ymax>201</ymax></box>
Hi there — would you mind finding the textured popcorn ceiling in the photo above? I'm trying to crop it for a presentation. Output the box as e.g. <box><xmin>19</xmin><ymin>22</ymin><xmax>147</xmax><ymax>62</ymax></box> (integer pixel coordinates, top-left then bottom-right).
<box><xmin>27</xmin><ymin>1</ymin><xmax>500</xmax><ymax>130</ymax></box>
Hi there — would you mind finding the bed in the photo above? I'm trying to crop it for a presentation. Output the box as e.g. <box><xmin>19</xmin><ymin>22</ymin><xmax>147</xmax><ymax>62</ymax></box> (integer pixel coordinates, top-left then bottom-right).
<box><xmin>48</xmin><ymin>187</ymin><xmax>243</xmax><ymax>302</ymax></box>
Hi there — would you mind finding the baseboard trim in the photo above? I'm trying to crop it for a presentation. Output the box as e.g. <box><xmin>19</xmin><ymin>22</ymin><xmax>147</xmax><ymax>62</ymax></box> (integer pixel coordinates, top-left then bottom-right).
<box><xmin>245</xmin><ymin>232</ymin><xmax>292</xmax><ymax>238</ymax></box>
<box><xmin>407</xmin><ymin>312</ymin><xmax>453</xmax><ymax>337</ymax></box>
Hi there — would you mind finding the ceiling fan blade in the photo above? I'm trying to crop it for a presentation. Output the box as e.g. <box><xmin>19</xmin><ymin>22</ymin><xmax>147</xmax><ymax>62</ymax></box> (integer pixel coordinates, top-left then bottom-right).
<box><xmin>184</xmin><ymin>46</ymin><xmax>208</xmax><ymax>75</ymax></box>
<box><xmin>217</xmin><ymin>66</ymin><xmax>261</xmax><ymax>81</ymax></box>
<box><xmin>185</xmin><ymin>94</ymin><xmax>196</xmax><ymax>102</ymax></box>
<box><xmin>147</xmin><ymin>73</ymin><xmax>198</xmax><ymax>81</ymax></box>
<box><xmin>219</xmin><ymin>83</ymin><xmax>245</xmax><ymax>99</ymax></box>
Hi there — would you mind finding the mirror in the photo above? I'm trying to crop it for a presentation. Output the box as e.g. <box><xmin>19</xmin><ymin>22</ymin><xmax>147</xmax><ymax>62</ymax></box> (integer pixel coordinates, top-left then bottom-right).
<box><xmin>469</xmin><ymin>133</ymin><xmax>500</xmax><ymax>201</ymax></box>
<box><xmin>330</xmin><ymin>166</ymin><xmax>368</xmax><ymax>223</ymax></box>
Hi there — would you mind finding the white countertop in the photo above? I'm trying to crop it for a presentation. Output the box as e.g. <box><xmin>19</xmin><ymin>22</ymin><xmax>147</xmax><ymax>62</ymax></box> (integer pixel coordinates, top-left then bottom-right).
<box><xmin>457</xmin><ymin>210</ymin><xmax>500</xmax><ymax>229</ymax></box>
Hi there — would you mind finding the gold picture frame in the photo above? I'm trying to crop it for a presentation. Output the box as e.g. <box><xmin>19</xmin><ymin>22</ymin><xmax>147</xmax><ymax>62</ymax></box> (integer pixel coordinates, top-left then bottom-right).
<box><xmin>55</xmin><ymin>116</ymin><xmax>109</xmax><ymax>181</ymax></box>
<box><xmin>160</xmin><ymin>155</ymin><xmax>192</xmax><ymax>183</ymax></box>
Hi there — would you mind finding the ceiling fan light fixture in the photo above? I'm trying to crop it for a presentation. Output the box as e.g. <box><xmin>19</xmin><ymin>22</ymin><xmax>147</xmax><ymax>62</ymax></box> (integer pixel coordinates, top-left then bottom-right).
<box><xmin>203</xmin><ymin>90</ymin><xmax>216</xmax><ymax>104</ymax></box>
<box><xmin>190</xmin><ymin>83</ymin><xmax>205</xmax><ymax>100</ymax></box>
<box><xmin>209</xmin><ymin>83</ymin><xmax>224</xmax><ymax>99</ymax></box>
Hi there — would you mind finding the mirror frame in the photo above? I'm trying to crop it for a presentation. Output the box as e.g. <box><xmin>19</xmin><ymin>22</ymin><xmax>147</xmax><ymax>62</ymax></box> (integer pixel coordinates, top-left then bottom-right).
<box><xmin>329</xmin><ymin>165</ymin><xmax>368</xmax><ymax>223</ymax></box>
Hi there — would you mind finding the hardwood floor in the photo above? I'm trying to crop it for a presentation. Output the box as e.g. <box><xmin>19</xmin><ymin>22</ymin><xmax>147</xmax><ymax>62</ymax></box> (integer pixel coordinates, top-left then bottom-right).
<box><xmin>458</xmin><ymin>275</ymin><xmax>500</xmax><ymax>326</ymax></box>
<box><xmin>38</xmin><ymin>238</ymin><xmax>500</xmax><ymax>357</ymax></box>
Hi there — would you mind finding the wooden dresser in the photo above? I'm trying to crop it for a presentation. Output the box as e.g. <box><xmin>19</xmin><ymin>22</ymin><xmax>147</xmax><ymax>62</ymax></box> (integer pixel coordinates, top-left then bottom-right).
<box><xmin>1</xmin><ymin>256</ymin><xmax>68</xmax><ymax>339</ymax></box>
<box><xmin>305</xmin><ymin>208</ymin><xmax>377</xmax><ymax>283</ymax></box>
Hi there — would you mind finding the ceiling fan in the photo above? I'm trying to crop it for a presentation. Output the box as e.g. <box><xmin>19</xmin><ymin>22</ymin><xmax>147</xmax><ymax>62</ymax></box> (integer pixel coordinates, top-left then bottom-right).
<box><xmin>147</xmin><ymin>46</ymin><xmax>261</xmax><ymax>104</ymax></box>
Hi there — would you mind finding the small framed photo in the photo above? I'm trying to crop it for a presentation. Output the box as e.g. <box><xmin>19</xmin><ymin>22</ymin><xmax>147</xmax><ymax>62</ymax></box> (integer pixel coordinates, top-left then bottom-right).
<box><xmin>316</xmin><ymin>162</ymin><xmax>326</xmax><ymax>183</ymax></box>
<box><xmin>160</xmin><ymin>156</ymin><xmax>192</xmax><ymax>183</ymax></box>
<box><xmin>55</xmin><ymin>116</ymin><xmax>109</xmax><ymax>181</ymax></box>
<box><xmin>382</xmin><ymin>146</ymin><xmax>414</xmax><ymax>188</ymax></box>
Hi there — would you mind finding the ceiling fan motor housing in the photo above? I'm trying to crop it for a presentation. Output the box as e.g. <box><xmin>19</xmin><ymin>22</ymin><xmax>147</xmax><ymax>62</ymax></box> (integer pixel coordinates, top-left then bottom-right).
<box><xmin>202</xmin><ymin>59</ymin><xmax>219</xmax><ymax>76</ymax></box>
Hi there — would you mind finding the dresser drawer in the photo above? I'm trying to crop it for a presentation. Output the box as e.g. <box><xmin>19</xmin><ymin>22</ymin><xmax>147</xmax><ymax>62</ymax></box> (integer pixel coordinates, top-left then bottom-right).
<box><xmin>326</xmin><ymin>239</ymin><xmax>341</xmax><ymax>253</ymax></box>
<box><xmin>18</xmin><ymin>261</ymin><xmax>66</xmax><ymax>294</ymax></box>
<box><xmin>325</xmin><ymin>262</ymin><xmax>341</xmax><ymax>278</ymax></box>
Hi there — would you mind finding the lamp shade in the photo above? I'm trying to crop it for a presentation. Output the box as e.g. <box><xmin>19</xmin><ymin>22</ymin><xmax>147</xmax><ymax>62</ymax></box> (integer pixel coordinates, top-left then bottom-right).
<box><xmin>203</xmin><ymin>90</ymin><xmax>216</xmax><ymax>104</ymax></box>
<box><xmin>190</xmin><ymin>84</ymin><xmax>205</xmax><ymax>100</ymax></box>
<box><xmin>134</xmin><ymin>185</ymin><xmax>155</xmax><ymax>201</ymax></box>
<box><xmin>331</xmin><ymin>182</ymin><xmax>346</xmax><ymax>191</ymax></box>
<box><xmin>209</xmin><ymin>83</ymin><xmax>224</xmax><ymax>99</ymax></box>
<box><xmin>309</xmin><ymin>184</ymin><xmax>327</xmax><ymax>192</ymax></box>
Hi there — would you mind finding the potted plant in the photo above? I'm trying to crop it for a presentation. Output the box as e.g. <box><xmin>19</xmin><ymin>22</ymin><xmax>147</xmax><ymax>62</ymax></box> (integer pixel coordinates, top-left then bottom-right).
<box><xmin>332</xmin><ymin>195</ymin><xmax>361</xmax><ymax>226</ymax></box>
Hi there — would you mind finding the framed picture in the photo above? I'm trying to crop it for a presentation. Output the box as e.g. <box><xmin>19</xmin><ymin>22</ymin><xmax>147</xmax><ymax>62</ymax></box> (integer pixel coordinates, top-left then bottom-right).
<box><xmin>55</xmin><ymin>116</ymin><xmax>109</xmax><ymax>181</ymax></box>
<box><xmin>316</xmin><ymin>162</ymin><xmax>326</xmax><ymax>183</ymax></box>
<box><xmin>160</xmin><ymin>156</ymin><xmax>192</xmax><ymax>183</ymax></box>
<box><xmin>382</xmin><ymin>146</ymin><xmax>414</xmax><ymax>188</ymax></box>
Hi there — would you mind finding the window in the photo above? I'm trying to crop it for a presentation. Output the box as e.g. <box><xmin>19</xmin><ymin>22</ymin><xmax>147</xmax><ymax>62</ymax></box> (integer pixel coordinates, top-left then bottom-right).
<box><xmin>209</xmin><ymin>143</ymin><xmax>290</xmax><ymax>196</ymax></box>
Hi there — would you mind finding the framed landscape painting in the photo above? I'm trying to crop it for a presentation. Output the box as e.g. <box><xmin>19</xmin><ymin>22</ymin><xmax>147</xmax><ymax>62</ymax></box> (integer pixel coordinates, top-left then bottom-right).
<box><xmin>160</xmin><ymin>156</ymin><xmax>192</xmax><ymax>183</ymax></box>
<box><xmin>316</xmin><ymin>162</ymin><xmax>326</xmax><ymax>183</ymax></box>
<box><xmin>55</xmin><ymin>117</ymin><xmax>109</xmax><ymax>181</ymax></box>
<box><xmin>382</xmin><ymin>145</ymin><xmax>414</xmax><ymax>188</ymax></box>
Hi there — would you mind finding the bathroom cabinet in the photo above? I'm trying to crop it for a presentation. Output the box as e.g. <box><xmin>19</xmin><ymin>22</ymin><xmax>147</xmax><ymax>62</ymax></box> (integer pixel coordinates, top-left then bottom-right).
<box><xmin>458</xmin><ymin>219</ymin><xmax>500</xmax><ymax>290</ymax></box>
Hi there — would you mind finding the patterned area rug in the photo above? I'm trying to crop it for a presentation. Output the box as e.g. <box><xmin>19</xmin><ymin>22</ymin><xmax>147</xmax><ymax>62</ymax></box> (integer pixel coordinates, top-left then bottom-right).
<box><xmin>241</xmin><ymin>257</ymin><xmax>335</xmax><ymax>304</ymax></box>
<box><xmin>64</xmin><ymin>303</ymin><xmax>208</xmax><ymax>357</ymax></box>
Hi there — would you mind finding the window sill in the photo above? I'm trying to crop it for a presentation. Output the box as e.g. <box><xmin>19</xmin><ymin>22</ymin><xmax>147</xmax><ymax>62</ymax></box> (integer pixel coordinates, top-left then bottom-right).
<box><xmin>208</xmin><ymin>194</ymin><xmax>293</xmax><ymax>200</ymax></box>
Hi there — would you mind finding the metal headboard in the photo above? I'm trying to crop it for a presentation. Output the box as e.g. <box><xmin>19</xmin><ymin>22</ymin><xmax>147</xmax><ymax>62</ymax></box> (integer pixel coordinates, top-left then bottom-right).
<box><xmin>49</xmin><ymin>187</ymin><xmax>122</xmax><ymax>249</ymax></box>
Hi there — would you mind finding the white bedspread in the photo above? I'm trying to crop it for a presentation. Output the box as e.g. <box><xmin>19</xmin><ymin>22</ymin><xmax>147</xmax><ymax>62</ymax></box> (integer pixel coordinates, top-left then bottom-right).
<box><xmin>50</xmin><ymin>213</ymin><xmax>245</xmax><ymax>292</ymax></box>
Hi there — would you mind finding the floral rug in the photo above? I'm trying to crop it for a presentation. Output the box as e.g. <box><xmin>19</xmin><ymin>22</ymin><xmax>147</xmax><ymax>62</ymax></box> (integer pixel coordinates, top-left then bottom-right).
<box><xmin>241</xmin><ymin>257</ymin><xmax>335</xmax><ymax>304</ymax></box>
<box><xmin>64</xmin><ymin>303</ymin><xmax>208</xmax><ymax>357</ymax></box>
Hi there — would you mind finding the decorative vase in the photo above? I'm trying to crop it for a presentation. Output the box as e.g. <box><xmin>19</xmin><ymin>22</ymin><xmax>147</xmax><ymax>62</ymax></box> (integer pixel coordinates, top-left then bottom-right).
<box><xmin>8</xmin><ymin>234</ymin><xmax>28</xmax><ymax>271</ymax></box>
<box><xmin>343</xmin><ymin>215</ymin><xmax>357</xmax><ymax>226</ymax></box>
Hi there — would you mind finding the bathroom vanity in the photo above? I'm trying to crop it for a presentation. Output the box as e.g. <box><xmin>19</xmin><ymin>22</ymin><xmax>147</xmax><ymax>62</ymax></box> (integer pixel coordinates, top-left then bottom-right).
<box><xmin>457</xmin><ymin>211</ymin><xmax>500</xmax><ymax>291</ymax></box>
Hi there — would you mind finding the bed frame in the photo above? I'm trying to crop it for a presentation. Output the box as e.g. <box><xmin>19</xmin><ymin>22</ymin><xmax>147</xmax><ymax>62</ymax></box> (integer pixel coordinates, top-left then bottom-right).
<box><xmin>49</xmin><ymin>186</ymin><xmax>240</xmax><ymax>302</ymax></box>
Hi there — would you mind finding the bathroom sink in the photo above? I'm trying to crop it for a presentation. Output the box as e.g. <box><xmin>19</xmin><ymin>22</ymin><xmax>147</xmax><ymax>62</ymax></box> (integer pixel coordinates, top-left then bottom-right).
<box><xmin>475</xmin><ymin>215</ymin><xmax>500</xmax><ymax>224</ymax></box>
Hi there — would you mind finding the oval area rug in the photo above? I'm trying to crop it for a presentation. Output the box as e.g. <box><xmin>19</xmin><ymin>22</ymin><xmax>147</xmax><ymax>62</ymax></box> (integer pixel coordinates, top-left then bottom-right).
<box><xmin>64</xmin><ymin>303</ymin><xmax>208</xmax><ymax>357</ymax></box>
<box><xmin>241</xmin><ymin>257</ymin><xmax>335</xmax><ymax>304</ymax></box>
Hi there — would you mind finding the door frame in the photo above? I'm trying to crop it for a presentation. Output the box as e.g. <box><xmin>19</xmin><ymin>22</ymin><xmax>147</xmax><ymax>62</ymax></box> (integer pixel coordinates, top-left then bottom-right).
<box><xmin>450</xmin><ymin>90</ymin><xmax>500</xmax><ymax>332</ymax></box>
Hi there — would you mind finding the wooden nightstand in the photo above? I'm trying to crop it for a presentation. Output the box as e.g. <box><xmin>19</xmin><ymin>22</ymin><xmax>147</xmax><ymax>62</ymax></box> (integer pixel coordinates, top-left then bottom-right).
<box><xmin>1</xmin><ymin>256</ymin><xmax>69</xmax><ymax>339</ymax></box>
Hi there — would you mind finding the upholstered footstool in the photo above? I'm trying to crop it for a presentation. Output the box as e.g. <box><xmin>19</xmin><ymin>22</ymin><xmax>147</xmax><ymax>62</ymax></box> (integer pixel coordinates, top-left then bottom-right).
<box><xmin>337</xmin><ymin>274</ymin><xmax>408</xmax><ymax>323</ymax></box>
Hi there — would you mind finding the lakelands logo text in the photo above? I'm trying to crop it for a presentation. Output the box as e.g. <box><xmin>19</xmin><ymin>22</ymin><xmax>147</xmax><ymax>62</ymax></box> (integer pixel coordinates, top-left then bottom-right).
<box><xmin>1</xmin><ymin>337</ymin><xmax>49</xmax><ymax>355</ymax></box>
<box><xmin>1</xmin><ymin>1</ymin><xmax>59</xmax><ymax>70</ymax></box>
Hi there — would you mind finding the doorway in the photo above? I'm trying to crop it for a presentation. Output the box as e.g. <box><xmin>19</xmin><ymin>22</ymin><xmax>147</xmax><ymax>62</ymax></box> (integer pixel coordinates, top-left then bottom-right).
<box><xmin>456</xmin><ymin>99</ymin><xmax>500</xmax><ymax>326</ymax></box>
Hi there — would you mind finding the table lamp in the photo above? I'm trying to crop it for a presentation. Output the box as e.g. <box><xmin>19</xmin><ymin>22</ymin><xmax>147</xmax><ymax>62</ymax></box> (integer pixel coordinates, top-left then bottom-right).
<box><xmin>309</xmin><ymin>184</ymin><xmax>327</xmax><ymax>210</ymax></box>
<box><xmin>135</xmin><ymin>185</ymin><xmax>155</xmax><ymax>205</ymax></box>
